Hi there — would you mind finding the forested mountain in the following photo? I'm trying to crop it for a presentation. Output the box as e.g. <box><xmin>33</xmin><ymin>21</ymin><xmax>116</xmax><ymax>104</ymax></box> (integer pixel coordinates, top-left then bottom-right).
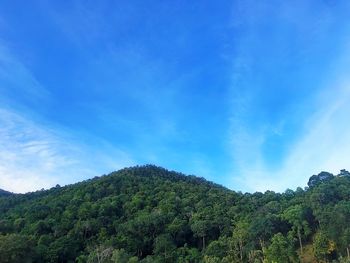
<box><xmin>0</xmin><ymin>188</ymin><xmax>12</xmax><ymax>197</ymax></box>
<box><xmin>1</xmin><ymin>165</ymin><xmax>350</xmax><ymax>263</ymax></box>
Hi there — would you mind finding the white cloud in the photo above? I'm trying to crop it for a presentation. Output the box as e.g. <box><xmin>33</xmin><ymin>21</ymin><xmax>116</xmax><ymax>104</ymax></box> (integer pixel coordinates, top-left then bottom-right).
<box><xmin>229</xmin><ymin>81</ymin><xmax>350</xmax><ymax>193</ymax></box>
<box><xmin>228</xmin><ymin>0</ymin><xmax>350</xmax><ymax>192</ymax></box>
<box><xmin>0</xmin><ymin>41</ymin><xmax>135</xmax><ymax>193</ymax></box>
<box><xmin>0</xmin><ymin>108</ymin><xmax>135</xmax><ymax>193</ymax></box>
<box><xmin>274</xmin><ymin>84</ymin><xmax>350</xmax><ymax>187</ymax></box>
<box><xmin>0</xmin><ymin>109</ymin><xmax>67</xmax><ymax>192</ymax></box>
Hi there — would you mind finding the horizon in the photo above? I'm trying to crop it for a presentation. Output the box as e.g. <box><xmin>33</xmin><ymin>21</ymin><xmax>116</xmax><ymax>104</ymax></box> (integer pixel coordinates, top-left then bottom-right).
<box><xmin>1</xmin><ymin>1</ymin><xmax>350</xmax><ymax>193</ymax></box>
<box><xmin>2</xmin><ymin>164</ymin><xmax>347</xmax><ymax>195</ymax></box>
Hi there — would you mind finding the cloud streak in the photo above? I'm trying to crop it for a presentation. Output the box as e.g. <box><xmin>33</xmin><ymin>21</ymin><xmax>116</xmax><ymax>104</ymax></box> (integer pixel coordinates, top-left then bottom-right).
<box><xmin>0</xmin><ymin>43</ymin><xmax>50</xmax><ymax>106</ymax></box>
<box><xmin>228</xmin><ymin>0</ymin><xmax>350</xmax><ymax>192</ymax></box>
<box><xmin>0</xmin><ymin>41</ymin><xmax>135</xmax><ymax>193</ymax></box>
<box><xmin>0</xmin><ymin>108</ymin><xmax>70</xmax><ymax>193</ymax></box>
<box><xmin>233</xmin><ymin>82</ymin><xmax>350</xmax><ymax>192</ymax></box>
<box><xmin>0</xmin><ymin>108</ymin><xmax>135</xmax><ymax>193</ymax></box>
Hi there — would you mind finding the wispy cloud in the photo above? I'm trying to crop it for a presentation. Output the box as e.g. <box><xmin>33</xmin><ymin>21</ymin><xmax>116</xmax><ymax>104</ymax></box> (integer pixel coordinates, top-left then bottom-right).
<box><xmin>0</xmin><ymin>107</ymin><xmax>135</xmax><ymax>193</ymax></box>
<box><xmin>0</xmin><ymin>43</ymin><xmax>50</xmax><ymax>108</ymax></box>
<box><xmin>0</xmin><ymin>108</ymin><xmax>69</xmax><ymax>192</ymax></box>
<box><xmin>228</xmin><ymin>0</ymin><xmax>350</xmax><ymax>192</ymax></box>
<box><xmin>0</xmin><ymin>40</ymin><xmax>135</xmax><ymax>193</ymax></box>
<box><xmin>232</xmin><ymin>82</ymin><xmax>350</xmax><ymax>192</ymax></box>
<box><xmin>275</xmin><ymin>83</ymin><xmax>350</xmax><ymax>187</ymax></box>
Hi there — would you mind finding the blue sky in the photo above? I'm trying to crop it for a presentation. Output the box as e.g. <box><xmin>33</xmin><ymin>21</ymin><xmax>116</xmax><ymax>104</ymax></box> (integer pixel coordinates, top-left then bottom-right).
<box><xmin>1</xmin><ymin>0</ymin><xmax>350</xmax><ymax>193</ymax></box>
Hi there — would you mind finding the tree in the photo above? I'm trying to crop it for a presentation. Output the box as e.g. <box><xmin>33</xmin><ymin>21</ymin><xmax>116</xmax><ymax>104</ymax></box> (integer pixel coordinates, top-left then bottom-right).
<box><xmin>87</xmin><ymin>246</ymin><xmax>114</xmax><ymax>263</ymax></box>
<box><xmin>231</xmin><ymin>220</ymin><xmax>249</xmax><ymax>262</ymax></box>
<box><xmin>265</xmin><ymin>233</ymin><xmax>296</xmax><ymax>263</ymax></box>
<box><xmin>338</xmin><ymin>169</ymin><xmax>350</xmax><ymax>177</ymax></box>
<box><xmin>111</xmin><ymin>248</ymin><xmax>138</xmax><ymax>263</ymax></box>
<box><xmin>191</xmin><ymin>220</ymin><xmax>210</xmax><ymax>250</ymax></box>
<box><xmin>325</xmin><ymin>202</ymin><xmax>350</xmax><ymax>259</ymax></box>
<box><xmin>313</xmin><ymin>231</ymin><xmax>336</xmax><ymax>262</ymax></box>
<box><xmin>308</xmin><ymin>172</ymin><xmax>334</xmax><ymax>188</ymax></box>
<box><xmin>153</xmin><ymin>234</ymin><xmax>176</xmax><ymax>262</ymax></box>
<box><xmin>249</xmin><ymin>213</ymin><xmax>284</xmax><ymax>252</ymax></box>
<box><xmin>0</xmin><ymin>234</ymin><xmax>36</xmax><ymax>263</ymax></box>
<box><xmin>341</xmin><ymin>228</ymin><xmax>350</xmax><ymax>260</ymax></box>
<box><xmin>283</xmin><ymin>205</ymin><xmax>311</xmax><ymax>256</ymax></box>
<box><xmin>205</xmin><ymin>236</ymin><xmax>229</xmax><ymax>259</ymax></box>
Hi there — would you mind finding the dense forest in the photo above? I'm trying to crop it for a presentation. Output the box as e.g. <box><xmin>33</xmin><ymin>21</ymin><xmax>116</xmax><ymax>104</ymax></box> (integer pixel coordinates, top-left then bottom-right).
<box><xmin>0</xmin><ymin>189</ymin><xmax>12</xmax><ymax>197</ymax></box>
<box><xmin>1</xmin><ymin>165</ymin><xmax>350</xmax><ymax>263</ymax></box>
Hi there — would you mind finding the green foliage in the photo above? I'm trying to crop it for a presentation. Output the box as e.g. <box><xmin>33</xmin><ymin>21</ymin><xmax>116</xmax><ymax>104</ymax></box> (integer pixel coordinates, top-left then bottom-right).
<box><xmin>0</xmin><ymin>188</ymin><xmax>13</xmax><ymax>197</ymax></box>
<box><xmin>308</xmin><ymin>172</ymin><xmax>334</xmax><ymax>188</ymax></box>
<box><xmin>205</xmin><ymin>236</ymin><xmax>229</xmax><ymax>259</ymax></box>
<box><xmin>0</xmin><ymin>234</ymin><xmax>36</xmax><ymax>263</ymax></box>
<box><xmin>282</xmin><ymin>204</ymin><xmax>311</xmax><ymax>256</ymax></box>
<box><xmin>0</xmin><ymin>165</ymin><xmax>350</xmax><ymax>262</ymax></box>
<box><xmin>153</xmin><ymin>234</ymin><xmax>176</xmax><ymax>262</ymax></box>
<box><xmin>264</xmin><ymin>233</ymin><xmax>296</xmax><ymax>263</ymax></box>
<box><xmin>313</xmin><ymin>231</ymin><xmax>335</xmax><ymax>262</ymax></box>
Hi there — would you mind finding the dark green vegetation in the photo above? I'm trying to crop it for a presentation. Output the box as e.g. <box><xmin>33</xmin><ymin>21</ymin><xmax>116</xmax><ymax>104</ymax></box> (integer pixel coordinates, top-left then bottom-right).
<box><xmin>1</xmin><ymin>165</ymin><xmax>350</xmax><ymax>263</ymax></box>
<box><xmin>0</xmin><ymin>189</ymin><xmax>12</xmax><ymax>197</ymax></box>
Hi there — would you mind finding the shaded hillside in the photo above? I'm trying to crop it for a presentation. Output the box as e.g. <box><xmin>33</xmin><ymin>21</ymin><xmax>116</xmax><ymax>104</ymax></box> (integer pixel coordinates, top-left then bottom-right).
<box><xmin>0</xmin><ymin>188</ymin><xmax>12</xmax><ymax>197</ymax></box>
<box><xmin>0</xmin><ymin>165</ymin><xmax>350</xmax><ymax>263</ymax></box>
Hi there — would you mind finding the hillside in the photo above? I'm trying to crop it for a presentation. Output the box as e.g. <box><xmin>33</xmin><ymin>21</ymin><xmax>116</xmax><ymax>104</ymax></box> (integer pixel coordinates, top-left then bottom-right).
<box><xmin>0</xmin><ymin>188</ymin><xmax>12</xmax><ymax>197</ymax></box>
<box><xmin>0</xmin><ymin>165</ymin><xmax>350</xmax><ymax>263</ymax></box>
